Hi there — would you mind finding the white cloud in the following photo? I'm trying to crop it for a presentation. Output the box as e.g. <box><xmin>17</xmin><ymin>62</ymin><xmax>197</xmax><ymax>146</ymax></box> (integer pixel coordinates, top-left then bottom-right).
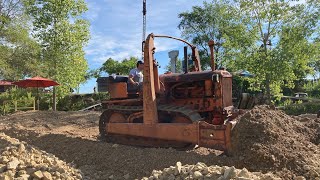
<box><xmin>83</xmin><ymin>1</ymin><xmax>101</xmax><ymax>21</ymax></box>
<box><xmin>289</xmin><ymin>0</ymin><xmax>306</xmax><ymax>6</ymax></box>
<box><xmin>85</xmin><ymin>30</ymin><xmax>141</xmax><ymax>62</ymax></box>
<box><xmin>84</xmin><ymin>0</ymin><xmax>203</xmax><ymax>66</ymax></box>
<box><xmin>81</xmin><ymin>0</ymin><xmax>206</xmax><ymax>93</ymax></box>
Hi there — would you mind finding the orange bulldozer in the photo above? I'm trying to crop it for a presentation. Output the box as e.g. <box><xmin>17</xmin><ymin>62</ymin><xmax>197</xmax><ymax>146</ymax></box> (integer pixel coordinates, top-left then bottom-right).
<box><xmin>99</xmin><ymin>33</ymin><xmax>239</xmax><ymax>154</ymax></box>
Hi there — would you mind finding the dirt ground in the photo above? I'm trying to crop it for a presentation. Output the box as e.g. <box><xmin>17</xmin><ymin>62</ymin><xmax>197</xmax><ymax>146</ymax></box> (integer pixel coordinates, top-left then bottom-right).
<box><xmin>0</xmin><ymin>106</ymin><xmax>319</xmax><ymax>179</ymax></box>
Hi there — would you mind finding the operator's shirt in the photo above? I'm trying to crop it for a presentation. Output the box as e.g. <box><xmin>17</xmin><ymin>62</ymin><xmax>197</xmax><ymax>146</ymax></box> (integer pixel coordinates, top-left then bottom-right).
<box><xmin>129</xmin><ymin>68</ymin><xmax>143</xmax><ymax>83</ymax></box>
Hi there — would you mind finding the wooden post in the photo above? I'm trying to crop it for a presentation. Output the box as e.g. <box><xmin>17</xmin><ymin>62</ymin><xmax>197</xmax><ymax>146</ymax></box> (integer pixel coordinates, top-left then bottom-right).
<box><xmin>14</xmin><ymin>100</ymin><xmax>17</xmax><ymax>112</ymax></box>
<box><xmin>3</xmin><ymin>102</ymin><xmax>5</xmax><ymax>114</ymax></box>
<box><xmin>33</xmin><ymin>98</ymin><xmax>36</xmax><ymax>110</ymax></box>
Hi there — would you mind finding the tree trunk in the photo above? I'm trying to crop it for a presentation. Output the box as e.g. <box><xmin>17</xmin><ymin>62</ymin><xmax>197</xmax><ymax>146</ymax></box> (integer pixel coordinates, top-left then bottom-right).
<box><xmin>265</xmin><ymin>75</ymin><xmax>271</xmax><ymax>105</ymax></box>
<box><xmin>263</xmin><ymin>36</ymin><xmax>271</xmax><ymax>105</ymax></box>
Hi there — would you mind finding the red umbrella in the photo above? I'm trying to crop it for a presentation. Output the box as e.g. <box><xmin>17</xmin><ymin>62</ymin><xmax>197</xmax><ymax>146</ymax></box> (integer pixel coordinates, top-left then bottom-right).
<box><xmin>13</xmin><ymin>76</ymin><xmax>59</xmax><ymax>110</ymax></box>
<box><xmin>13</xmin><ymin>76</ymin><xmax>59</xmax><ymax>87</ymax></box>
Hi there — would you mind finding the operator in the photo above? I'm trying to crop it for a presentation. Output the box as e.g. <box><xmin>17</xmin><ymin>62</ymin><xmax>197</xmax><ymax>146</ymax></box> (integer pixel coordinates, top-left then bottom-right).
<box><xmin>127</xmin><ymin>60</ymin><xmax>144</xmax><ymax>92</ymax></box>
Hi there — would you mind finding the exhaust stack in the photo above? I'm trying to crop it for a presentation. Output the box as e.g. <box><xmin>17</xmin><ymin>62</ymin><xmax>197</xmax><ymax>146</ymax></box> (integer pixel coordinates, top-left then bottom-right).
<box><xmin>168</xmin><ymin>50</ymin><xmax>179</xmax><ymax>73</ymax></box>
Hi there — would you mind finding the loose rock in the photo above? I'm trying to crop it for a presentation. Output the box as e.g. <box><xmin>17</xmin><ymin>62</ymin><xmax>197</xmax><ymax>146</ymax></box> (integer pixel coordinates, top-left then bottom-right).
<box><xmin>6</xmin><ymin>158</ymin><xmax>20</xmax><ymax>170</ymax></box>
<box><xmin>33</xmin><ymin>170</ymin><xmax>44</xmax><ymax>179</ymax></box>
<box><xmin>143</xmin><ymin>162</ymin><xmax>280</xmax><ymax>179</ymax></box>
<box><xmin>0</xmin><ymin>133</ymin><xmax>84</xmax><ymax>180</ymax></box>
<box><xmin>43</xmin><ymin>171</ymin><xmax>53</xmax><ymax>180</ymax></box>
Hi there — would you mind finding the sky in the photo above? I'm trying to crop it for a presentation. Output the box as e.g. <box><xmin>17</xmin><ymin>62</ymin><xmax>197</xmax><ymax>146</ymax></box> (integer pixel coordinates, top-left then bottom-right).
<box><xmin>79</xmin><ymin>0</ymin><xmax>205</xmax><ymax>93</ymax></box>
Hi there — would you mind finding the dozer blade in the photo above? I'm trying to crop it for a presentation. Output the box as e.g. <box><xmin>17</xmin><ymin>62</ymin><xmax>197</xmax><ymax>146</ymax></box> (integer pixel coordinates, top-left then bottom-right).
<box><xmin>99</xmin><ymin>106</ymin><xmax>237</xmax><ymax>153</ymax></box>
<box><xmin>106</xmin><ymin>121</ymin><xmax>234</xmax><ymax>153</ymax></box>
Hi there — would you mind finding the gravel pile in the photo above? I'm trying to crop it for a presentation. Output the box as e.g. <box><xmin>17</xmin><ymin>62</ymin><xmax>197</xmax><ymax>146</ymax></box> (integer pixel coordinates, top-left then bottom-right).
<box><xmin>142</xmin><ymin>162</ymin><xmax>284</xmax><ymax>180</ymax></box>
<box><xmin>0</xmin><ymin>133</ymin><xmax>83</xmax><ymax>180</ymax></box>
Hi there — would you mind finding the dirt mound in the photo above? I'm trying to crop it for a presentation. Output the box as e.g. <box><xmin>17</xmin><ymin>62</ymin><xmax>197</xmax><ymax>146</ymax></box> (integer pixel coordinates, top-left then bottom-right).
<box><xmin>0</xmin><ymin>133</ymin><xmax>83</xmax><ymax>179</ymax></box>
<box><xmin>1</xmin><ymin>111</ymin><xmax>234</xmax><ymax>179</ymax></box>
<box><xmin>142</xmin><ymin>162</ymin><xmax>281</xmax><ymax>180</ymax></box>
<box><xmin>1</xmin><ymin>109</ymin><xmax>319</xmax><ymax>179</ymax></box>
<box><xmin>2</xmin><ymin>128</ymin><xmax>232</xmax><ymax>180</ymax></box>
<box><xmin>0</xmin><ymin>111</ymin><xmax>100</xmax><ymax>140</ymax></box>
<box><xmin>232</xmin><ymin>105</ymin><xmax>320</xmax><ymax>179</ymax></box>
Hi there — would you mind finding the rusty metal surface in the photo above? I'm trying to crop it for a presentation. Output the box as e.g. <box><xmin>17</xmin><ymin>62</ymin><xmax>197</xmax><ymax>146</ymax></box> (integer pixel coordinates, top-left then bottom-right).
<box><xmin>143</xmin><ymin>34</ymin><xmax>158</xmax><ymax>125</ymax></box>
<box><xmin>108</xmin><ymin>82</ymin><xmax>127</xmax><ymax>99</ymax></box>
<box><xmin>107</xmin><ymin>123</ymin><xmax>199</xmax><ymax>143</ymax></box>
<box><xmin>222</xmin><ymin>77</ymin><xmax>233</xmax><ymax>107</ymax></box>
<box><xmin>127</xmin><ymin>111</ymin><xmax>143</xmax><ymax>123</ymax></box>
<box><xmin>192</xmin><ymin>47</ymin><xmax>202</xmax><ymax>71</ymax></box>
<box><xmin>105</xmin><ymin>117</ymin><xmax>230</xmax><ymax>151</ymax></box>
<box><xmin>99</xmin><ymin>105</ymin><xmax>201</xmax><ymax>148</ymax></box>
<box><xmin>154</xmin><ymin>35</ymin><xmax>195</xmax><ymax>49</ymax></box>
<box><xmin>99</xmin><ymin>104</ymin><xmax>233</xmax><ymax>151</ymax></box>
<box><xmin>198</xmin><ymin>121</ymin><xmax>230</xmax><ymax>151</ymax></box>
<box><xmin>208</xmin><ymin>40</ymin><xmax>215</xmax><ymax>71</ymax></box>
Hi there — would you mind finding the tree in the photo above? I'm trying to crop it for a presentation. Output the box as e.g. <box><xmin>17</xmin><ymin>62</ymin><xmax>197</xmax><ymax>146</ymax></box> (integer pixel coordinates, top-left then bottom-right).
<box><xmin>0</xmin><ymin>21</ymin><xmax>41</xmax><ymax>80</ymax></box>
<box><xmin>24</xmin><ymin>0</ymin><xmax>90</xmax><ymax>110</ymax></box>
<box><xmin>178</xmin><ymin>0</ymin><xmax>255</xmax><ymax>70</ymax></box>
<box><xmin>100</xmin><ymin>57</ymin><xmax>138</xmax><ymax>75</ymax></box>
<box><xmin>179</xmin><ymin>0</ymin><xmax>320</xmax><ymax>102</ymax></box>
<box><xmin>0</xmin><ymin>0</ymin><xmax>40</xmax><ymax>80</ymax></box>
<box><xmin>236</xmin><ymin>0</ymin><xmax>319</xmax><ymax>102</ymax></box>
<box><xmin>0</xmin><ymin>0</ymin><xmax>23</xmax><ymax>32</ymax></box>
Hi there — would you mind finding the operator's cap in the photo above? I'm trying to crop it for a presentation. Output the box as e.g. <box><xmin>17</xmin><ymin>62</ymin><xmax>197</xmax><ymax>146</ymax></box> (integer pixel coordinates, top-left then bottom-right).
<box><xmin>136</xmin><ymin>60</ymin><xmax>144</xmax><ymax>67</ymax></box>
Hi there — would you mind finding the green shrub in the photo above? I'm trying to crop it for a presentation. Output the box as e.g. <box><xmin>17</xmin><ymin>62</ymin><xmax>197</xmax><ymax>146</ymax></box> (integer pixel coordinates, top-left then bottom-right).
<box><xmin>283</xmin><ymin>102</ymin><xmax>320</xmax><ymax>115</ymax></box>
<box><xmin>91</xmin><ymin>92</ymin><xmax>109</xmax><ymax>102</ymax></box>
<box><xmin>0</xmin><ymin>87</ymin><xmax>35</xmax><ymax>114</ymax></box>
<box><xmin>57</xmin><ymin>92</ymin><xmax>109</xmax><ymax>111</ymax></box>
<box><xmin>283</xmin><ymin>99</ymin><xmax>293</xmax><ymax>106</ymax></box>
<box><xmin>303</xmin><ymin>81</ymin><xmax>320</xmax><ymax>98</ymax></box>
<box><xmin>38</xmin><ymin>93</ymin><xmax>52</xmax><ymax>110</ymax></box>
